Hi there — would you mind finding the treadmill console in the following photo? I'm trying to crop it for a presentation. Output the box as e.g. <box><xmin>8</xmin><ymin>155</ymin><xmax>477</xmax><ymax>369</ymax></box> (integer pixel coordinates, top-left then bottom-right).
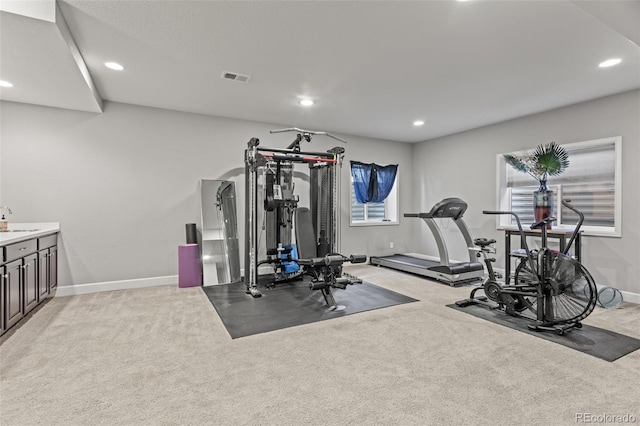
<box><xmin>403</xmin><ymin>198</ymin><xmax>469</xmax><ymax>220</ymax></box>
<box><xmin>427</xmin><ymin>197</ymin><xmax>468</xmax><ymax>220</ymax></box>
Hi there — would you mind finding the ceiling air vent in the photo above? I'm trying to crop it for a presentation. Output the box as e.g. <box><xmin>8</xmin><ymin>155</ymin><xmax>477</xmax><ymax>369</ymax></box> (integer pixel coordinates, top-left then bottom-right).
<box><xmin>221</xmin><ymin>71</ymin><xmax>251</xmax><ymax>83</ymax></box>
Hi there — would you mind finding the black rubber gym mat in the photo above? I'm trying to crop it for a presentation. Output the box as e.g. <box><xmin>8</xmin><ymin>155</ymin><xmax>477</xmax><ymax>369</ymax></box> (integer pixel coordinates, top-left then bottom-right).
<box><xmin>202</xmin><ymin>280</ymin><xmax>418</xmax><ymax>339</ymax></box>
<box><xmin>448</xmin><ymin>303</ymin><xmax>640</xmax><ymax>362</ymax></box>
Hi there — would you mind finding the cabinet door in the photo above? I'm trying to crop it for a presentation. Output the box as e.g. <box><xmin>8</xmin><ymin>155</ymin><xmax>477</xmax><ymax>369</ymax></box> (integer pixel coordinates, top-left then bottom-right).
<box><xmin>49</xmin><ymin>246</ymin><xmax>58</xmax><ymax>292</ymax></box>
<box><xmin>5</xmin><ymin>260</ymin><xmax>23</xmax><ymax>329</ymax></box>
<box><xmin>23</xmin><ymin>254</ymin><xmax>38</xmax><ymax>314</ymax></box>
<box><xmin>38</xmin><ymin>250</ymin><xmax>49</xmax><ymax>301</ymax></box>
<box><xmin>1</xmin><ymin>265</ymin><xmax>5</xmax><ymax>335</ymax></box>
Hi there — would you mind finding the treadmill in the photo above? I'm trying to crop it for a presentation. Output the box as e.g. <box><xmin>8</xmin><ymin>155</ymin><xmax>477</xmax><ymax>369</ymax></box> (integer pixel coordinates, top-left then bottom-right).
<box><xmin>370</xmin><ymin>197</ymin><xmax>484</xmax><ymax>286</ymax></box>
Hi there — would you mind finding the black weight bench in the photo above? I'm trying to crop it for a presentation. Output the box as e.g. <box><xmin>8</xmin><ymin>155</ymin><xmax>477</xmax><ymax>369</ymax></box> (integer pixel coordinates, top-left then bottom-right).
<box><xmin>295</xmin><ymin>207</ymin><xmax>367</xmax><ymax>310</ymax></box>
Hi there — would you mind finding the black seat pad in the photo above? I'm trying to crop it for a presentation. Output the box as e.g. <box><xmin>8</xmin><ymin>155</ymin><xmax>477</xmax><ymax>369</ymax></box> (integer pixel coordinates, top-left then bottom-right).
<box><xmin>295</xmin><ymin>207</ymin><xmax>317</xmax><ymax>259</ymax></box>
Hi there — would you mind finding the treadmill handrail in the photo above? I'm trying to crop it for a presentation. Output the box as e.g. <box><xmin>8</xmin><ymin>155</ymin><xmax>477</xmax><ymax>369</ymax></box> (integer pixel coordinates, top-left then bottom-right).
<box><xmin>403</xmin><ymin>212</ymin><xmax>444</xmax><ymax>219</ymax></box>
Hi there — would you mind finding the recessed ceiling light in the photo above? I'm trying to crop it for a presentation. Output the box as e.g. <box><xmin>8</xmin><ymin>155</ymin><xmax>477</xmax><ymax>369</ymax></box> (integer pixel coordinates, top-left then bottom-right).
<box><xmin>413</xmin><ymin>120</ymin><xmax>425</xmax><ymax>126</ymax></box>
<box><xmin>105</xmin><ymin>62</ymin><xmax>125</xmax><ymax>71</ymax></box>
<box><xmin>299</xmin><ymin>99</ymin><xmax>314</xmax><ymax>106</ymax></box>
<box><xmin>0</xmin><ymin>80</ymin><xmax>14</xmax><ymax>87</ymax></box>
<box><xmin>599</xmin><ymin>58</ymin><xmax>621</xmax><ymax>68</ymax></box>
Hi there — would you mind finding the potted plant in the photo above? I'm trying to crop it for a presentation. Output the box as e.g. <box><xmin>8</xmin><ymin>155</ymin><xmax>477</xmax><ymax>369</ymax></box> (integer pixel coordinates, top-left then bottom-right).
<box><xmin>504</xmin><ymin>142</ymin><xmax>569</xmax><ymax>228</ymax></box>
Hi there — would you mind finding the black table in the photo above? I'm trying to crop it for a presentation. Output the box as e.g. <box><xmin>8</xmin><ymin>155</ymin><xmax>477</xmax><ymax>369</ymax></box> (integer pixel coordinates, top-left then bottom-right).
<box><xmin>503</xmin><ymin>227</ymin><xmax>582</xmax><ymax>284</ymax></box>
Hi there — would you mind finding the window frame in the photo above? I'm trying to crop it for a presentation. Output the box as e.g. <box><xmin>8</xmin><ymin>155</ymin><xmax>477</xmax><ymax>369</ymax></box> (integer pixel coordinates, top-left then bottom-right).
<box><xmin>496</xmin><ymin>136</ymin><xmax>622</xmax><ymax>237</ymax></box>
<box><xmin>349</xmin><ymin>171</ymin><xmax>399</xmax><ymax>227</ymax></box>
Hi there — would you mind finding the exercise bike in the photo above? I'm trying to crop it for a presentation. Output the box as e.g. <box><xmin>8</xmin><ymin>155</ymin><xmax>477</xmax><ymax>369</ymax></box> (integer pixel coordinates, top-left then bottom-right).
<box><xmin>456</xmin><ymin>200</ymin><xmax>598</xmax><ymax>335</ymax></box>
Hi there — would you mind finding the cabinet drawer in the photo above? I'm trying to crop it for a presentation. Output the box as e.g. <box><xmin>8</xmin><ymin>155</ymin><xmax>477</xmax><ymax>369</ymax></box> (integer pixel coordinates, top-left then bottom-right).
<box><xmin>5</xmin><ymin>239</ymin><xmax>37</xmax><ymax>263</ymax></box>
<box><xmin>38</xmin><ymin>234</ymin><xmax>58</xmax><ymax>250</ymax></box>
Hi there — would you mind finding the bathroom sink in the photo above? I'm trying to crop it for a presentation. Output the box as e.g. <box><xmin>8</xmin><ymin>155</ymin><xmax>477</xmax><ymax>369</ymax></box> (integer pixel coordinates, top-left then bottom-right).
<box><xmin>0</xmin><ymin>229</ymin><xmax>40</xmax><ymax>233</ymax></box>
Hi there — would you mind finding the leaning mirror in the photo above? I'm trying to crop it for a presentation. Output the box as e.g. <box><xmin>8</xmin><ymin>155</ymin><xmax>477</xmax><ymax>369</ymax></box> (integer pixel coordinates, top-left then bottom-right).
<box><xmin>199</xmin><ymin>179</ymin><xmax>241</xmax><ymax>285</ymax></box>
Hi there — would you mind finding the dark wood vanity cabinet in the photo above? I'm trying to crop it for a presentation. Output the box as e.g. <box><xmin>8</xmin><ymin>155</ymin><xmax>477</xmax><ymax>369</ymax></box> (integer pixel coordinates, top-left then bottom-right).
<box><xmin>23</xmin><ymin>254</ymin><xmax>38</xmax><ymax>314</ymax></box>
<box><xmin>38</xmin><ymin>236</ymin><xmax>58</xmax><ymax>301</ymax></box>
<box><xmin>38</xmin><ymin>249</ymin><xmax>49</xmax><ymax>300</ymax></box>
<box><xmin>49</xmin><ymin>246</ymin><xmax>58</xmax><ymax>292</ymax></box>
<box><xmin>0</xmin><ymin>266</ymin><xmax>3</xmax><ymax>334</ymax></box>
<box><xmin>3</xmin><ymin>259</ymin><xmax>24</xmax><ymax>330</ymax></box>
<box><xmin>1</xmin><ymin>232</ymin><xmax>58</xmax><ymax>337</ymax></box>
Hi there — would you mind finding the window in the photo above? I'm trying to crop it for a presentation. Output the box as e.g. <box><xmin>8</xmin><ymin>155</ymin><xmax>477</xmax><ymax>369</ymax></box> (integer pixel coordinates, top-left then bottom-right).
<box><xmin>497</xmin><ymin>137</ymin><xmax>621</xmax><ymax>237</ymax></box>
<box><xmin>350</xmin><ymin>175</ymin><xmax>398</xmax><ymax>225</ymax></box>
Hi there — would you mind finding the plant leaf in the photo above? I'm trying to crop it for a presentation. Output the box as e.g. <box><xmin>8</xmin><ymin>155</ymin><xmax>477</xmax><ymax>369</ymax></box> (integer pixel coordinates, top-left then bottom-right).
<box><xmin>533</xmin><ymin>142</ymin><xmax>569</xmax><ymax>176</ymax></box>
<box><xmin>503</xmin><ymin>154</ymin><xmax>529</xmax><ymax>173</ymax></box>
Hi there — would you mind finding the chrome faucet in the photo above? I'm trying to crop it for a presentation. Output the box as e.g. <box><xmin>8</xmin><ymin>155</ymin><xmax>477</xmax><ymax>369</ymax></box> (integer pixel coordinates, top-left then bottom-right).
<box><xmin>0</xmin><ymin>206</ymin><xmax>12</xmax><ymax>218</ymax></box>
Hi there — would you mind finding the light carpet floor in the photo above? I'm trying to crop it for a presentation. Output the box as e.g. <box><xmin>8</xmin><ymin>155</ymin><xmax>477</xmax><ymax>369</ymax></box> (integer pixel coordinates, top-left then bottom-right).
<box><xmin>1</xmin><ymin>264</ymin><xmax>639</xmax><ymax>426</ymax></box>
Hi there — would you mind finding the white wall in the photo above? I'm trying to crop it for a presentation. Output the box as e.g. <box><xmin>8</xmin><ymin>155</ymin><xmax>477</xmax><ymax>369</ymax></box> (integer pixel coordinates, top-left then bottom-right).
<box><xmin>4</xmin><ymin>90</ymin><xmax>636</xmax><ymax>298</ymax></box>
<box><xmin>412</xmin><ymin>89</ymin><xmax>640</xmax><ymax>296</ymax></box>
<box><xmin>0</xmin><ymin>100</ymin><xmax>414</xmax><ymax>288</ymax></box>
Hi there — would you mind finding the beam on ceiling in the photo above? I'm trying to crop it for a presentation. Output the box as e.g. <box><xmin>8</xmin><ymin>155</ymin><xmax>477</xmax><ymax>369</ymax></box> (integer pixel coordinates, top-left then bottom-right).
<box><xmin>55</xmin><ymin>1</ymin><xmax>103</xmax><ymax>112</ymax></box>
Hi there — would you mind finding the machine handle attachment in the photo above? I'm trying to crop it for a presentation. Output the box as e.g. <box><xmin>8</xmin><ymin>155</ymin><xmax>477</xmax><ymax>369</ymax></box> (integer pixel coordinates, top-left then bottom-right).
<box><xmin>270</xmin><ymin>127</ymin><xmax>348</xmax><ymax>144</ymax></box>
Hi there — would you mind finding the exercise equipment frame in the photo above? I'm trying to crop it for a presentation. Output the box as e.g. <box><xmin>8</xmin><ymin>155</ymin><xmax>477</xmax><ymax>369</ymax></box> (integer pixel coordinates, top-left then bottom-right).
<box><xmin>243</xmin><ymin>131</ymin><xmax>365</xmax><ymax>307</ymax></box>
<box><xmin>456</xmin><ymin>200</ymin><xmax>598</xmax><ymax>335</ymax></box>
<box><xmin>370</xmin><ymin>198</ymin><xmax>484</xmax><ymax>285</ymax></box>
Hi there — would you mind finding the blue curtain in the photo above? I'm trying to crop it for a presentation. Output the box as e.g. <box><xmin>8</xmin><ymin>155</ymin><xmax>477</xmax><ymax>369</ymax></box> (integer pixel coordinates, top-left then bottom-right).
<box><xmin>350</xmin><ymin>161</ymin><xmax>398</xmax><ymax>203</ymax></box>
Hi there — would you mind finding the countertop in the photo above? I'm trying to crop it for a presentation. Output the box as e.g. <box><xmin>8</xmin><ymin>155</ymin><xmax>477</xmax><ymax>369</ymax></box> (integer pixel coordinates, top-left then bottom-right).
<box><xmin>0</xmin><ymin>223</ymin><xmax>60</xmax><ymax>246</ymax></box>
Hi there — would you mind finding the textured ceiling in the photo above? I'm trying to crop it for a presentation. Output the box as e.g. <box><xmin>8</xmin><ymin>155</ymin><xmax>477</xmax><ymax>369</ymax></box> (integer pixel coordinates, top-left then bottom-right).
<box><xmin>1</xmin><ymin>0</ymin><xmax>639</xmax><ymax>142</ymax></box>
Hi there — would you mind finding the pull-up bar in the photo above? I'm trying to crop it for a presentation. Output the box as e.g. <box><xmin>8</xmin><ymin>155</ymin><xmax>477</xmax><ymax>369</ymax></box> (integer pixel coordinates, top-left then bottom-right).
<box><xmin>260</xmin><ymin>152</ymin><xmax>337</xmax><ymax>164</ymax></box>
<box><xmin>256</xmin><ymin>146</ymin><xmax>336</xmax><ymax>158</ymax></box>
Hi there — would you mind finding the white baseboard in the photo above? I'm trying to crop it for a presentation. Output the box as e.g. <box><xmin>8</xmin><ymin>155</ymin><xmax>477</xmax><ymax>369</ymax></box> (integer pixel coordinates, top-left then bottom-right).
<box><xmin>619</xmin><ymin>290</ymin><xmax>640</xmax><ymax>305</ymax></box>
<box><xmin>52</xmin><ymin>272</ymin><xmax>640</xmax><ymax>305</ymax></box>
<box><xmin>55</xmin><ymin>275</ymin><xmax>178</xmax><ymax>297</ymax></box>
<box><xmin>240</xmin><ymin>266</ymin><xmax>276</xmax><ymax>276</ymax></box>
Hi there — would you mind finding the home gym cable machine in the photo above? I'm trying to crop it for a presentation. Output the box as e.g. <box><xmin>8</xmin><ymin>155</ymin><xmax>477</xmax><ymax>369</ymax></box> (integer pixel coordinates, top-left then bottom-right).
<box><xmin>244</xmin><ymin>128</ymin><xmax>366</xmax><ymax>309</ymax></box>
